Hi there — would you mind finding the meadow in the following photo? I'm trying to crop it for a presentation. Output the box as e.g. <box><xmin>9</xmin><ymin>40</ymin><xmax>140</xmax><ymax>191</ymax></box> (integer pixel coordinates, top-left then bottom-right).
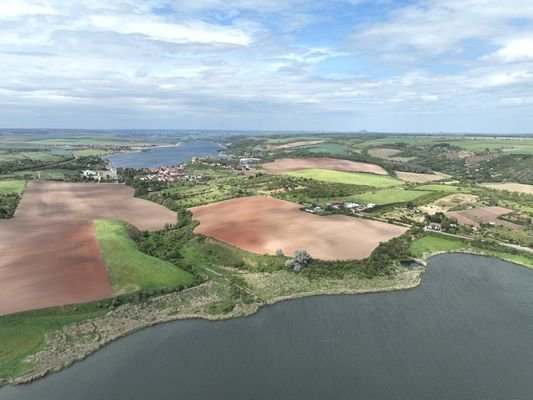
<box><xmin>344</xmin><ymin>188</ymin><xmax>431</xmax><ymax>205</ymax></box>
<box><xmin>94</xmin><ymin>220</ymin><xmax>194</xmax><ymax>295</ymax></box>
<box><xmin>285</xmin><ymin>169</ymin><xmax>403</xmax><ymax>187</ymax></box>
<box><xmin>0</xmin><ymin>180</ymin><xmax>26</xmax><ymax>194</ymax></box>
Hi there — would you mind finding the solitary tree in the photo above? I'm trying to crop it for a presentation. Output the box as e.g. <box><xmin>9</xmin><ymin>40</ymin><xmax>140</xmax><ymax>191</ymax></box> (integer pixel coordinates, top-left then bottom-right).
<box><xmin>285</xmin><ymin>249</ymin><xmax>312</xmax><ymax>272</ymax></box>
<box><xmin>275</xmin><ymin>248</ymin><xmax>285</xmax><ymax>257</ymax></box>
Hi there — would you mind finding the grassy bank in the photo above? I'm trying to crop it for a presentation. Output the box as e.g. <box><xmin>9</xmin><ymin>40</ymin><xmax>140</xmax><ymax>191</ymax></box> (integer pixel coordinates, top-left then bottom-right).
<box><xmin>94</xmin><ymin>220</ymin><xmax>194</xmax><ymax>295</ymax></box>
<box><xmin>410</xmin><ymin>233</ymin><xmax>533</xmax><ymax>269</ymax></box>
<box><xmin>0</xmin><ymin>303</ymin><xmax>108</xmax><ymax>381</ymax></box>
<box><xmin>285</xmin><ymin>169</ymin><xmax>403</xmax><ymax>187</ymax></box>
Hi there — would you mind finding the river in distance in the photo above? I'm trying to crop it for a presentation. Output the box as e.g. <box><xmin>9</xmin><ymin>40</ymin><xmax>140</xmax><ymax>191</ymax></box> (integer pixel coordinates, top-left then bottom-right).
<box><xmin>106</xmin><ymin>140</ymin><xmax>222</xmax><ymax>168</ymax></box>
<box><xmin>2</xmin><ymin>254</ymin><xmax>533</xmax><ymax>400</ymax></box>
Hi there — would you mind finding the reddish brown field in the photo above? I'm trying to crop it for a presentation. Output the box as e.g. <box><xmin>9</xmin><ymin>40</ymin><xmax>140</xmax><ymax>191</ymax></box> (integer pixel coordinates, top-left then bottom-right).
<box><xmin>0</xmin><ymin>219</ymin><xmax>113</xmax><ymax>316</ymax></box>
<box><xmin>265</xmin><ymin>140</ymin><xmax>325</xmax><ymax>150</ymax></box>
<box><xmin>447</xmin><ymin>206</ymin><xmax>517</xmax><ymax>229</ymax></box>
<box><xmin>190</xmin><ymin>196</ymin><xmax>407</xmax><ymax>261</ymax></box>
<box><xmin>261</xmin><ymin>157</ymin><xmax>388</xmax><ymax>175</ymax></box>
<box><xmin>15</xmin><ymin>181</ymin><xmax>177</xmax><ymax>231</ymax></box>
<box><xmin>0</xmin><ymin>181</ymin><xmax>177</xmax><ymax>316</ymax></box>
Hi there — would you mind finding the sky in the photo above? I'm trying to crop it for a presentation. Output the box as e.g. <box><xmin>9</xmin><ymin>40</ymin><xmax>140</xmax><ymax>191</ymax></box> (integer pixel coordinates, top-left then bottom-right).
<box><xmin>1</xmin><ymin>0</ymin><xmax>533</xmax><ymax>133</ymax></box>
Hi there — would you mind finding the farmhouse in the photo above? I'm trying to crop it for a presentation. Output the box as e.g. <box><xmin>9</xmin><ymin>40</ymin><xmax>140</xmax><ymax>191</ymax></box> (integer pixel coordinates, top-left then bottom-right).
<box><xmin>426</xmin><ymin>222</ymin><xmax>442</xmax><ymax>231</ymax></box>
<box><xmin>82</xmin><ymin>170</ymin><xmax>100</xmax><ymax>181</ymax></box>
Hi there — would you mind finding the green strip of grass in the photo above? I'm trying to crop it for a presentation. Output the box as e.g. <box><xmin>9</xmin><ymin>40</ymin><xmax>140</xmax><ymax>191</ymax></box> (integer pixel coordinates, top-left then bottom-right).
<box><xmin>410</xmin><ymin>233</ymin><xmax>533</xmax><ymax>268</ymax></box>
<box><xmin>412</xmin><ymin>184</ymin><xmax>461</xmax><ymax>193</ymax></box>
<box><xmin>94</xmin><ymin>220</ymin><xmax>194</xmax><ymax>295</ymax></box>
<box><xmin>410</xmin><ymin>234</ymin><xmax>466</xmax><ymax>257</ymax></box>
<box><xmin>285</xmin><ymin>169</ymin><xmax>403</xmax><ymax>187</ymax></box>
<box><xmin>0</xmin><ymin>180</ymin><xmax>26</xmax><ymax>195</ymax></box>
<box><xmin>344</xmin><ymin>188</ymin><xmax>431</xmax><ymax>205</ymax></box>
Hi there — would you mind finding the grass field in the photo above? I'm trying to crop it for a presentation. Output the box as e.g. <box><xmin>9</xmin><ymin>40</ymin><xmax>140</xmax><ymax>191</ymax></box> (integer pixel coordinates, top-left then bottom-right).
<box><xmin>344</xmin><ymin>188</ymin><xmax>431</xmax><ymax>205</ymax></box>
<box><xmin>0</xmin><ymin>151</ymin><xmax>71</xmax><ymax>163</ymax></box>
<box><xmin>0</xmin><ymin>180</ymin><xmax>26</xmax><ymax>194</ymax></box>
<box><xmin>304</xmin><ymin>143</ymin><xmax>350</xmax><ymax>156</ymax></box>
<box><xmin>285</xmin><ymin>169</ymin><xmax>403</xmax><ymax>187</ymax></box>
<box><xmin>94</xmin><ymin>220</ymin><xmax>194</xmax><ymax>294</ymax></box>
<box><xmin>410</xmin><ymin>233</ymin><xmax>533</xmax><ymax>268</ymax></box>
<box><xmin>410</xmin><ymin>234</ymin><xmax>466</xmax><ymax>257</ymax></box>
<box><xmin>0</xmin><ymin>304</ymin><xmax>107</xmax><ymax>380</ymax></box>
<box><xmin>413</xmin><ymin>184</ymin><xmax>461</xmax><ymax>193</ymax></box>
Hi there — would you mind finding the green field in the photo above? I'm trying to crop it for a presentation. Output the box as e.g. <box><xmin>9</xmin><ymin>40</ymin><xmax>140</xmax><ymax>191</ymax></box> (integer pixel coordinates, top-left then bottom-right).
<box><xmin>410</xmin><ymin>234</ymin><xmax>466</xmax><ymax>257</ymax></box>
<box><xmin>410</xmin><ymin>233</ymin><xmax>533</xmax><ymax>268</ymax></box>
<box><xmin>0</xmin><ymin>304</ymin><xmax>107</xmax><ymax>380</ymax></box>
<box><xmin>303</xmin><ymin>143</ymin><xmax>350</xmax><ymax>156</ymax></box>
<box><xmin>285</xmin><ymin>169</ymin><xmax>403</xmax><ymax>187</ymax></box>
<box><xmin>344</xmin><ymin>188</ymin><xmax>431</xmax><ymax>205</ymax></box>
<box><xmin>94</xmin><ymin>220</ymin><xmax>194</xmax><ymax>294</ymax></box>
<box><xmin>0</xmin><ymin>151</ymin><xmax>71</xmax><ymax>163</ymax></box>
<box><xmin>413</xmin><ymin>184</ymin><xmax>461</xmax><ymax>193</ymax></box>
<box><xmin>0</xmin><ymin>180</ymin><xmax>26</xmax><ymax>194</ymax></box>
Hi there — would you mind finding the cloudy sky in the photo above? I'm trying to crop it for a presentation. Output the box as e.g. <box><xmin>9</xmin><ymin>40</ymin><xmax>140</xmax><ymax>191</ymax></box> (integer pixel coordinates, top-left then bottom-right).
<box><xmin>1</xmin><ymin>0</ymin><xmax>533</xmax><ymax>133</ymax></box>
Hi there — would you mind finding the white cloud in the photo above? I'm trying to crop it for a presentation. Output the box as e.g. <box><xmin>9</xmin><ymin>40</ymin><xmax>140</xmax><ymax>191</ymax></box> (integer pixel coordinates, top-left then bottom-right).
<box><xmin>0</xmin><ymin>0</ymin><xmax>532</xmax><ymax>132</ymax></box>
<box><xmin>486</xmin><ymin>38</ymin><xmax>533</xmax><ymax>63</ymax></box>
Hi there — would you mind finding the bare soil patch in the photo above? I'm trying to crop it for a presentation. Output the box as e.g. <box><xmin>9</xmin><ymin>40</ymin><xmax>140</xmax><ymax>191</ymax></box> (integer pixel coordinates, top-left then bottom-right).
<box><xmin>266</xmin><ymin>140</ymin><xmax>324</xmax><ymax>150</ymax></box>
<box><xmin>261</xmin><ymin>157</ymin><xmax>388</xmax><ymax>175</ymax></box>
<box><xmin>0</xmin><ymin>181</ymin><xmax>177</xmax><ymax>315</ymax></box>
<box><xmin>16</xmin><ymin>181</ymin><xmax>177</xmax><ymax>231</ymax></box>
<box><xmin>190</xmin><ymin>196</ymin><xmax>407</xmax><ymax>261</ymax></box>
<box><xmin>481</xmin><ymin>183</ymin><xmax>533</xmax><ymax>195</ymax></box>
<box><xmin>395</xmin><ymin>171</ymin><xmax>448</xmax><ymax>183</ymax></box>
<box><xmin>0</xmin><ymin>219</ymin><xmax>112</xmax><ymax>316</ymax></box>
<box><xmin>447</xmin><ymin>206</ymin><xmax>518</xmax><ymax>229</ymax></box>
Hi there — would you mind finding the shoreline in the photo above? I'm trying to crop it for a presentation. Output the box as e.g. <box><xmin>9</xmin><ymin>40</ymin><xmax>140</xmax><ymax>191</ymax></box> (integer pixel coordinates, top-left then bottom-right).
<box><xmin>3</xmin><ymin>268</ymin><xmax>423</xmax><ymax>388</ymax></box>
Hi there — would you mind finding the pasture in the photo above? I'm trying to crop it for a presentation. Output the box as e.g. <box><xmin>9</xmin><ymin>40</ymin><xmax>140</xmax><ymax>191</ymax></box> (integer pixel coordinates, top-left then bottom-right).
<box><xmin>413</xmin><ymin>184</ymin><xmax>461</xmax><ymax>193</ymax></box>
<box><xmin>190</xmin><ymin>196</ymin><xmax>407</xmax><ymax>260</ymax></box>
<box><xmin>285</xmin><ymin>169</ymin><xmax>403</xmax><ymax>187</ymax></box>
<box><xmin>94</xmin><ymin>220</ymin><xmax>194</xmax><ymax>295</ymax></box>
<box><xmin>344</xmin><ymin>188</ymin><xmax>431</xmax><ymax>205</ymax></box>
<box><xmin>0</xmin><ymin>180</ymin><xmax>26</xmax><ymax>194</ymax></box>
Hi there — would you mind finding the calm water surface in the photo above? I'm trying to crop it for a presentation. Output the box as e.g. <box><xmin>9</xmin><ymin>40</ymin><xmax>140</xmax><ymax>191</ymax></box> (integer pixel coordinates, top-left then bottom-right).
<box><xmin>106</xmin><ymin>140</ymin><xmax>222</xmax><ymax>168</ymax></box>
<box><xmin>2</xmin><ymin>254</ymin><xmax>533</xmax><ymax>400</ymax></box>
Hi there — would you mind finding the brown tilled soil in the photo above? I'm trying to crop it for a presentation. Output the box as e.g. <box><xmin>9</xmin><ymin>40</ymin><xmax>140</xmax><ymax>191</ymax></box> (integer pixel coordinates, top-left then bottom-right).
<box><xmin>0</xmin><ymin>219</ymin><xmax>113</xmax><ymax>316</ymax></box>
<box><xmin>394</xmin><ymin>171</ymin><xmax>447</xmax><ymax>183</ymax></box>
<box><xmin>260</xmin><ymin>157</ymin><xmax>388</xmax><ymax>175</ymax></box>
<box><xmin>15</xmin><ymin>181</ymin><xmax>177</xmax><ymax>231</ymax></box>
<box><xmin>0</xmin><ymin>181</ymin><xmax>177</xmax><ymax>316</ymax></box>
<box><xmin>447</xmin><ymin>206</ymin><xmax>518</xmax><ymax>229</ymax></box>
<box><xmin>190</xmin><ymin>196</ymin><xmax>407</xmax><ymax>261</ymax></box>
<box><xmin>265</xmin><ymin>140</ymin><xmax>325</xmax><ymax>150</ymax></box>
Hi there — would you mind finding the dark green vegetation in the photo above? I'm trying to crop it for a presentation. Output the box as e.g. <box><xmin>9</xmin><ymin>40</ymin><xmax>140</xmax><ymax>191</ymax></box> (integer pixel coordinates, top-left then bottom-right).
<box><xmin>0</xmin><ymin>180</ymin><xmax>26</xmax><ymax>218</ymax></box>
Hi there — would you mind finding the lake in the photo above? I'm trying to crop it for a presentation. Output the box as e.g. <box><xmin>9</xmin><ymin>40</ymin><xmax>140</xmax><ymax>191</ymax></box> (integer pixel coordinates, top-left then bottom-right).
<box><xmin>106</xmin><ymin>140</ymin><xmax>222</xmax><ymax>168</ymax></box>
<box><xmin>2</xmin><ymin>254</ymin><xmax>533</xmax><ymax>400</ymax></box>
